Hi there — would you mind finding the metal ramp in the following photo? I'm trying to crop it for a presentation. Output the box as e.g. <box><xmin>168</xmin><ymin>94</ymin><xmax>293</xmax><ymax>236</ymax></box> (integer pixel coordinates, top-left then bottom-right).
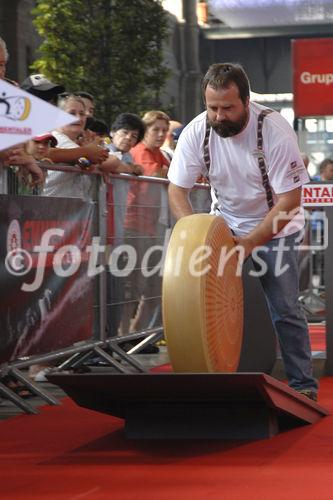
<box><xmin>47</xmin><ymin>372</ymin><xmax>329</xmax><ymax>440</ymax></box>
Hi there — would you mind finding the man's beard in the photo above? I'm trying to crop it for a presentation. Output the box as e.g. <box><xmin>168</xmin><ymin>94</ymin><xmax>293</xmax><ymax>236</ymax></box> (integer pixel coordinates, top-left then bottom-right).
<box><xmin>209</xmin><ymin>110</ymin><xmax>248</xmax><ymax>138</ymax></box>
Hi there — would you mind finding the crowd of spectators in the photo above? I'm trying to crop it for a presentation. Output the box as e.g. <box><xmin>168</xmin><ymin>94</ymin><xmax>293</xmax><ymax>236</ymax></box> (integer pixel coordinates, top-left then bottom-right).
<box><xmin>0</xmin><ymin>39</ymin><xmax>182</xmax><ymax>199</ymax></box>
<box><xmin>0</xmin><ymin>34</ymin><xmax>188</xmax><ymax>378</ymax></box>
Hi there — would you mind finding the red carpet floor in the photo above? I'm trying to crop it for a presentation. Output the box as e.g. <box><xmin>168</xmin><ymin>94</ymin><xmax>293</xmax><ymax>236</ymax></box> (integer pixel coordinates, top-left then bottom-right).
<box><xmin>0</xmin><ymin>377</ymin><xmax>333</xmax><ymax>499</ymax></box>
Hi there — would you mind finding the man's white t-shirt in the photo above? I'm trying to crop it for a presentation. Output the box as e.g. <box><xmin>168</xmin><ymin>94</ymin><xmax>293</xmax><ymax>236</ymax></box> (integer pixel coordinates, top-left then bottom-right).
<box><xmin>43</xmin><ymin>131</ymin><xmax>94</xmax><ymax>200</ymax></box>
<box><xmin>168</xmin><ymin>102</ymin><xmax>309</xmax><ymax>237</ymax></box>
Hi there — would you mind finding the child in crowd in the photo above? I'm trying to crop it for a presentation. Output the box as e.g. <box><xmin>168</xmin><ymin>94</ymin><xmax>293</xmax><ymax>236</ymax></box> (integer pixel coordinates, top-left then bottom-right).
<box><xmin>26</xmin><ymin>133</ymin><xmax>57</xmax><ymax>161</ymax></box>
<box><xmin>1</xmin><ymin>143</ymin><xmax>44</xmax><ymax>196</ymax></box>
<box><xmin>105</xmin><ymin>113</ymin><xmax>145</xmax><ymax>340</ymax></box>
<box><xmin>14</xmin><ymin>134</ymin><xmax>57</xmax><ymax>195</ymax></box>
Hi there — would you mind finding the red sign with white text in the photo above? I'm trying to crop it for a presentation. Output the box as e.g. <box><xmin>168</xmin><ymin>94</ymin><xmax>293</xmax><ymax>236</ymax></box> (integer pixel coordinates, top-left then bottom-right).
<box><xmin>293</xmin><ymin>38</ymin><xmax>333</xmax><ymax>118</ymax></box>
<box><xmin>302</xmin><ymin>183</ymin><xmax>333</xmax><ymax>206</ymax></box>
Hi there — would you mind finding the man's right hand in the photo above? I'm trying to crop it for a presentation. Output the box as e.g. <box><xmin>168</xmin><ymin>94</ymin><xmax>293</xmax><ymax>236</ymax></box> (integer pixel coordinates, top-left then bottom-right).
<box><xmin>3</xmin><ymin>147</ymin><xmax>44</xmax><ymax>185</ymax></box>
<box><xmin>168</xmin><ymin>183</ymin><xmax>193</xmax><ymax>219</ymax></box>
<box><xmin>130</xmin><ymin>163</ymin><xmax>144</xmax><ymax>175</ymax></box>
<box><xmin>82</xmin><ymin>144</ymin><xmax>109</xmax><ymax>164</ymax></box>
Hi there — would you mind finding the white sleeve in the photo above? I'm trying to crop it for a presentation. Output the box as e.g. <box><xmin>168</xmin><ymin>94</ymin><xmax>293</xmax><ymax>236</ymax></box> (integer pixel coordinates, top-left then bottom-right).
<box><xmin>167</xmin><ymin>122</ymin><xmax>206</xmax><ymax>188</ymax></box>
<box><xmin>266</xmin><ymin>136</ymin><xmax>310</xmax><ymax>194</ymax></box>
<box><xmin>52</xmin><ymin>131</ymin><xmax>79</xmax><ymax>149</ymax></box>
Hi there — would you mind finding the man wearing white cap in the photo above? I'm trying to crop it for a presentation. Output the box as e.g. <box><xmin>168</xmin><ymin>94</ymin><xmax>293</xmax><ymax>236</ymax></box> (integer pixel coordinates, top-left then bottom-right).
<box><xmin>21</xmin><ymin>73</ymin><xmax>65</xmax><ymax>104</ymax></box>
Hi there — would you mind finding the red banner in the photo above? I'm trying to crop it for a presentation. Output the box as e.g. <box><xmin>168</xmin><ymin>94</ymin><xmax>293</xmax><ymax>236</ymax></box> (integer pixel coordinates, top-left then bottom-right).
<box><xmin>292</xmin><ymin>38</ymin><xmax>333</xmax><ymax>118</ymax></box>
<box><xmin>0</xmin><ymin>195</ymin><xmax>94</xmax><ymax>363</ymax></box>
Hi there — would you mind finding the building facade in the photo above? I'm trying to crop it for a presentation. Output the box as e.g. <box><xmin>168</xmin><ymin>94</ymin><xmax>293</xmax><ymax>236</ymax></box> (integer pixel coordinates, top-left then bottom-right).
<box><xmin>3</xmin><ymin>0</ymin><xmax>333</xmax><ymax>124</ymax></box>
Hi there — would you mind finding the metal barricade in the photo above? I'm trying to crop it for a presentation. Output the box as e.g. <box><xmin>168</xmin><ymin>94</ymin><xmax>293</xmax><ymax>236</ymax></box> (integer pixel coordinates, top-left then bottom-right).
<box><xmin>104</xmin><ymin>175</ymin><xmax>211</xmax><ymax>343</ymax></box>
<box><xmin>0</xmin><ymin>163</ymin><xmax>211</xmax><ymax>413</ymax></box>
<box><xmin>2</xmin><ymin>164</ymin><xmax>332</xmax><ymax>411</ymax></box>
<box><xmin>0</xmin><ymin>164</ymin><xmax>104</xmax><ymax>412</ymax></box>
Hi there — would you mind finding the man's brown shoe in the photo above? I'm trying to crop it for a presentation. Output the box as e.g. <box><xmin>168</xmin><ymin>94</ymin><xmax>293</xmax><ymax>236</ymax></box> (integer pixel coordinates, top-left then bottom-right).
<box><xmin>297</xmin><ymin>389</ymin><xmax>318</xmax><ymax>402</ymax></box>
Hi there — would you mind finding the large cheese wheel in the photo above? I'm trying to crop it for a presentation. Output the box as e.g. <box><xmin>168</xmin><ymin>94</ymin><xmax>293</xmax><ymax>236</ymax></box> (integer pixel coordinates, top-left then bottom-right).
<box><xmin>162</xmin><ymin>214</ymin><xmax>243</xmax><ymax>372</ymax></box>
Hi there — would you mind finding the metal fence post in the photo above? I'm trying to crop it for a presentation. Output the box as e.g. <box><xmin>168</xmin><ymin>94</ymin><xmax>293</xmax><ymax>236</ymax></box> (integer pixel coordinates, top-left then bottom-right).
<box><xmin>97</xmin><ymin>177</ymin><xmax>108</xmax><ymax>342</ymax></box>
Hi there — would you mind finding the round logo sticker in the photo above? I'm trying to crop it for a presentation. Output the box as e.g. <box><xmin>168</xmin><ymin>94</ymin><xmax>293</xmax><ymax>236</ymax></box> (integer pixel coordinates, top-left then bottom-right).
<box><xmin>5</xmin><ymin>219</ymin><xmax>32</xmax><ymax>275</ymax></box>
<box><xmin>7</xmin><ymin>219</ymin><xmax>22</xmax><ymax>254</ymax></box>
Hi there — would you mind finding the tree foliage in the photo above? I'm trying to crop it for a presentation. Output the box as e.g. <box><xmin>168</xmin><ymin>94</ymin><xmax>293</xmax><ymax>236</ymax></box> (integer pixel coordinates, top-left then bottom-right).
<box><xmin>32</xmin><ymin>0</ymin><xmax>170</xmax><ymax>124</ymax></box>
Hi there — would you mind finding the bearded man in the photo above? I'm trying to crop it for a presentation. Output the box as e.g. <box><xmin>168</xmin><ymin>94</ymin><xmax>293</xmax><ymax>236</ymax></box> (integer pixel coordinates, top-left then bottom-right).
<box><xmin>167</xmin><ymin>62</ymin><xmax>318</xmax><ymax>401</ymax></box>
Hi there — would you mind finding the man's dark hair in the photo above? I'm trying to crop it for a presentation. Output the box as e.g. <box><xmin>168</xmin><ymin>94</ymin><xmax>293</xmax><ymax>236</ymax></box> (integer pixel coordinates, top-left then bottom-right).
<box><xmin>76</xmin><ymin>91</ymin><xmax>95</xmax><ymax>102</ymax></box>
<box><xmin>111</xmin><ymin>113</ymin><xmax>145</xmax><ymax>143</ymax></box>
<box><xmin>202</xmin><ymin>63</ymin><xmax>250</xmax><ymax>105</ymax></box>
<box><xmin>85</xmin><ymin>116</ymin><xmax>109</xmax><ymax>136</ymax></box>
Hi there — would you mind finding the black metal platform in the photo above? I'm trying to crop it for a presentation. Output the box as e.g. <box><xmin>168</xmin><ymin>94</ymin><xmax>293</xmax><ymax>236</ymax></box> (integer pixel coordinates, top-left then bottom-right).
<box><xmin>48</xmin><ymin>372</ymin><xmax>328</xmax><ymax>440</ymax></box>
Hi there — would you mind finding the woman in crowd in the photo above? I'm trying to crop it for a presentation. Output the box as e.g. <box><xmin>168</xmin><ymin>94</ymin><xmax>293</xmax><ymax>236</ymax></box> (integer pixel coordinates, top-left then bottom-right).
<box><xmin>120</xmin><ymin>110</ymin><xmax>170</xmax><ymax>340</ymax></box>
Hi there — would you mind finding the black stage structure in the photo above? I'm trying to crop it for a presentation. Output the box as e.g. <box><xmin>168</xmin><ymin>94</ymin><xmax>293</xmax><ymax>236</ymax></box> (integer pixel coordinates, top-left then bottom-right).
<box><xmin>48</xmin><ymin>372</ymin><xmax>328</xmax><ymax>440</ymax></box>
